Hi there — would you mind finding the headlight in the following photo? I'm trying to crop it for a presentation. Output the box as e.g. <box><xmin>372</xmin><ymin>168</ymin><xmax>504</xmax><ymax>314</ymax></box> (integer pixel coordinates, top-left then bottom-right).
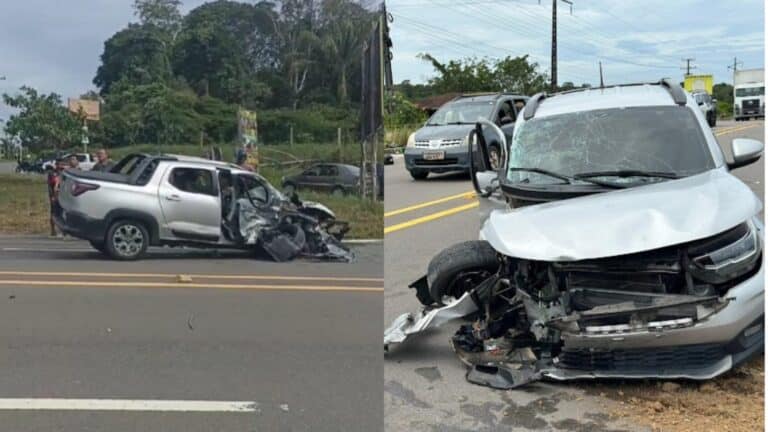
<box><xmin>689</xmin><ymin>220</ymin><xmax>762</xmax><ymax>284</ymax></box>
<box><xmin>406</xmin><ymin>132</ymin><xmax>416</xmax><ymax>148</ymax></box>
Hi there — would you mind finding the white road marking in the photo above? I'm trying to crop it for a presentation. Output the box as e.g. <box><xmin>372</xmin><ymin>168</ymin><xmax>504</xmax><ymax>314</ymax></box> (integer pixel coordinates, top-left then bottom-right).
<box><xmin>0</xmin><ymin>399</ymin><xmax>259</xmax><ymax>412</ymax></box>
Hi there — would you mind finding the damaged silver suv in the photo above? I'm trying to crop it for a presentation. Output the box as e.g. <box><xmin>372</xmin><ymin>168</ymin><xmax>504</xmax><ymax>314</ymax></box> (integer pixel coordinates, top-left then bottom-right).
<box><xmin>385</xmin><ymin>80</ymin><xmax>765</xmax><ymax>389</ymax></box>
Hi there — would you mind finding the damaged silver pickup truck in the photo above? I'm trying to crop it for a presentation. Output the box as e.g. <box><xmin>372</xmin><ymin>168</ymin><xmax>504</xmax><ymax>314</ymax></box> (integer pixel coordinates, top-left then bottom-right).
<box><xmin>385</xmin><ymin>80</ymin><xmax>764</xmax><ymax>389</ymax></box>
<box><xmin>55</xmin><ymin>154</ymin><xmax>352</xmax><ymax>262</ymax></box>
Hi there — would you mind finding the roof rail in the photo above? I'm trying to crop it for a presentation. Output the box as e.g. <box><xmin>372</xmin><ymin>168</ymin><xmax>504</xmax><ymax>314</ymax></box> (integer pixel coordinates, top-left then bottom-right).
<box><xmin>659</xmin><ymin>79</ymin><xmax>687</xmax><ymax>105</ymax></box>
<box><xmin>523</xmin><ymin>92</ymin><xmax>547</xmax><ymax>120</ymax></box>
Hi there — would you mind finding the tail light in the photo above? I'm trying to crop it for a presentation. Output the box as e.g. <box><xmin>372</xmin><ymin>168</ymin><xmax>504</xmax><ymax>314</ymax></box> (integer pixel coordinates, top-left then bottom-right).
<box><xmin>71</xmin><ymin>181</ymin><xmax>100</xmax><ymax>196</ymax></box>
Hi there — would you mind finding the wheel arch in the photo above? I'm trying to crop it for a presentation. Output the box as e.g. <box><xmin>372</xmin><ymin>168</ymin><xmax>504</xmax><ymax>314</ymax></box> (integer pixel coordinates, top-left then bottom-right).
<box><xmin>104</xmin><ymin>209</ymin><xmax>160</xmax><ymax>245</ymax></box>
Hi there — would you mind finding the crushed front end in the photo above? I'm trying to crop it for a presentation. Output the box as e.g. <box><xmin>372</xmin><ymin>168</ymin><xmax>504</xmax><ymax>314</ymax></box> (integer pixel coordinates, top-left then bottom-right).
<box><xmin>385</xmin><ymin>220</ymin><xmax>764</xmax><ymax>389</ymax></box>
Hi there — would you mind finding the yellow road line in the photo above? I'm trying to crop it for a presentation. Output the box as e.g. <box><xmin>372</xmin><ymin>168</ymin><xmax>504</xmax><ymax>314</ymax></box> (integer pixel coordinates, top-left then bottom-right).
<box><xmin>0</xmin><ymin>271</ymin><xmax>382</xmax><ymax>283</ymax></box>
<box><xmin>0</xmin><ymin>280</ymin><xmax>383</xmax><ymax>293</ymax></box>
<box><xmin>384</xmin><ymin>191</ymin><xmax>475</xmax><ymax>218</ymax></box>
<box><xmin>384</xmin><ymin>201</ymin><xmax>479</xmax><ymax>234</ymax></box>
<box><xmin>714</xmin><ymin>123</ymin><xmax>762</xmax><ymax>136</ymax></box>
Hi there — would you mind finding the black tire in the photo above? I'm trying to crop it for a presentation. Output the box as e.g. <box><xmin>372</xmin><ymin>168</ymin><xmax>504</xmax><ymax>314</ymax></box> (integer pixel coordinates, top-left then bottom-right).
<box><xmin>409</xmin><ymin>169</ymin><xmax>428</xmax><ymax>180</ymax></box>
<box><xmin>105</xmin><ymin>220</ymin><xmax>149</xmax><ymax>261</ymax></box>
<box><xmin>89</xmin><ymin>240</ymin><xmax>106</xmax><ymax>253</ymax></box>
<box><xmin>427</xmin><ymin>240</ymin><xmax>499</xmax><ymax>304</ymax></box>
<box><xmin>488</xmin><ymin>144</ymin><xmax>501</xmax><ymax>170</ymax></box>
<box><xmin>283</xmin><ymin>182</ymin><xmax>297</xmax><ymax>195</ymax></box>
<box><xmin>331</xmin><ymin>186</ymin><xmax>345</xmax><ymax>197</ymax></box>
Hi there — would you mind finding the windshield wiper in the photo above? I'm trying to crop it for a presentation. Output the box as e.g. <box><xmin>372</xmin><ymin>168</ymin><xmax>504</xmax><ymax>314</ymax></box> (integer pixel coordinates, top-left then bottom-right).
<box><xmin>508</xmin><ymin>167</ymin><xmax>626</xmax><ymax>189</ymax></box>
<box><xmin>508</xmin><ymin>167</ymin><xmax>573</xmax><ymax>184</ymax></box>
<box><xmin>573</xmin><ymin>170</ymin><xmax>681</xmax><ymax>180</ymax></box>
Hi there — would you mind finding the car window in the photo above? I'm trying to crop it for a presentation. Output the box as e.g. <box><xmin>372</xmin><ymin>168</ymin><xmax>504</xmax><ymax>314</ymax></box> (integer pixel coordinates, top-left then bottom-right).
<box><xmin>427</xmin><ymin>100</ymin><xmax>495</xmax><ymax>126</ymax></box>
<box><xmin>169</xmin><ymin>167</ymin><xmax>216</xmax><ymax>196</ymax></box>
<box><xmin>320</xmin><ymin>165</ymin><xmax>339</xmax><ymax>176</ymax></box>
<box><xmin>240</xmin><ymin>175</ymin><xmax>269</xmax><ymax>204</ymax></box>
<box><xmin>508</xmin><ymin>106</ymin><xmax>715</xmax><ymax>185</ymax></box>
<box><xmin>304</xmin><ymin>166</ymin><xmax>321</xmax><ymax>176</ymax></box>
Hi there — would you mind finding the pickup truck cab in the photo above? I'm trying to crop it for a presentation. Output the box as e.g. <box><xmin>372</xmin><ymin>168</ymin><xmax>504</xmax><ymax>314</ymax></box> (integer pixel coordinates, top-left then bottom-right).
<box><xmin>55</xmin><ymin>154</ymin><xmax>349</xmax><ymax>261</ymax></box>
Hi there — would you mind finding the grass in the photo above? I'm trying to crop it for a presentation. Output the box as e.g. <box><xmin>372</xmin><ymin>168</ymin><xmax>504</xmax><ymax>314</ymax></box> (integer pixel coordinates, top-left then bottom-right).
<box><xmin>0</xmin><ymin>174</ymin><xmax>50</xmax><ymax>235</ymax></box>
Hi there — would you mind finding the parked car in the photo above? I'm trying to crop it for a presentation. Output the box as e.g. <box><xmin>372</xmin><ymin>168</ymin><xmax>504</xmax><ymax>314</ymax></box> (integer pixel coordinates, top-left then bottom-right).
<box><xmin>404</xmin><ymin>93</ymin><xmax>528</xmax><ymax>180</ymax></box>
<box><xmin>54</xmin><ymin>154</ymin><xmax>352</xmax><ymax>262</ymax></box>
<box><xmin>386</xmin><ymin>80</ymin><xmax>764</xmax><ymax>389</ymax></box>
<box><xmin>282</xmin><ymin>163</ymin><xmax>360</xmax><ymax>196</ymax></box>
<box><xmin>692</xmin><ymin>90</ymin><xmax>717</xmax><ymax>127</ymax></box>
<box><xmin>42</xmin><ymin>152</ymin><xmax>95</xmax><ymax>171</ymax></box>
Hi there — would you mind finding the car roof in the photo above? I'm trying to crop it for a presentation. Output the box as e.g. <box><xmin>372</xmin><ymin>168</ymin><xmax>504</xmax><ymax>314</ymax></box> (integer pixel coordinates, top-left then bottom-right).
<box><xmin>452</xmin><ymin>93</ymin><xmax>528</xmax><ymax>103</ymax></box>
<box><xmin>534</xmin><ymin>84</ymin><xmax>684</xmax><ymax>119</ymax></box>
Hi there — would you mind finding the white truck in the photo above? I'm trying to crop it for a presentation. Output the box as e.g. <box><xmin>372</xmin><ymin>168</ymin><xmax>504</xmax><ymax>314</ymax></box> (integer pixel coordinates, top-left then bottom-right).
<box><xmin>41</xmin><ymin>152</ymin><xmax>96</xmax><ymax>171</ymax></box>
<box><xmin>734</xmin><ymin>68</ymin><xmax>764</xmax><ymax>121</ymax></box>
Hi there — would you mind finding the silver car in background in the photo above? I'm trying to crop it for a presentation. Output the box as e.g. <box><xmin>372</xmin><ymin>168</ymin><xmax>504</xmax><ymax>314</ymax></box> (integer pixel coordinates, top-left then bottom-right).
<box><xmin>404</xmin><ymin>93</ymin><xmax>528</xmax><ymax>180</ymax></box>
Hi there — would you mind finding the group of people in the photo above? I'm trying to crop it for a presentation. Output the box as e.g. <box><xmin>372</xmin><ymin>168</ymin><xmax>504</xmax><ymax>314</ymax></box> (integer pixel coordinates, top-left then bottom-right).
<box><xmin>47</xmin><ymin>148</ymin><xmax>114</xmax><ymax>236</ymax></box>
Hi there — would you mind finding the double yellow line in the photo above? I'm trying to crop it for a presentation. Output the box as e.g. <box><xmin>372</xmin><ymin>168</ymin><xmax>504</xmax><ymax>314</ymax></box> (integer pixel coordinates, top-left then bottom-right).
<box><xmin>384</xmin><ymin>191</ymin><xmax>477</xmax><ymax>235</ymax></box>
<box><xmin>0</xmin><ymin>271</ymin><xmax>383</xmax><ymax>293</ymax></box>
<box><xmin>713</xmin><ymin>122</ymin><xmax>761</xmax><ymax>136</ymax></box>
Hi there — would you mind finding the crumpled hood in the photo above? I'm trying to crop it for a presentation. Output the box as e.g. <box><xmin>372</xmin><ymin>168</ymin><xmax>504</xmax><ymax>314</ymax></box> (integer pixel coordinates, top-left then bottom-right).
<box><xmin>414</xmin><ymin>124</ymin><xmax>472</xmax><ymax>142</ymax></box>
<box><xmin>481</xmin><ymin>169</ymin><xmax>762</xmax><ymax>261</ymax></box>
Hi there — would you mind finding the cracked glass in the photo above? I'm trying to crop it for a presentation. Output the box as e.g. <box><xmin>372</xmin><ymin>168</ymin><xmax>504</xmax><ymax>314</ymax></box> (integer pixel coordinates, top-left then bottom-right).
<box><xmin>507</xmin><ymin>106</ymin><xmax>715</xmax><ymax>185</ymax></box>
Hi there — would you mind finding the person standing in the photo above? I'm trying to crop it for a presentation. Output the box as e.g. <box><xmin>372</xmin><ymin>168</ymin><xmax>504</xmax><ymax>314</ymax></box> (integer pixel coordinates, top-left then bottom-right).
<box><xmin>47</xmin><ymin>158</ymin><xmax>66</xmax><ymax>237</ymax></box>
<box><xmin>91</xmin><ymin>148</ymin><xmax>114</xmax><ymax>172</ymax></box>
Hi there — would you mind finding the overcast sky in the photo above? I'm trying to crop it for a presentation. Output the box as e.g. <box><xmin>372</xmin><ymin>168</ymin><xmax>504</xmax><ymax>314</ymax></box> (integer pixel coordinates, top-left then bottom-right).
<box><xmin>388</xmin><ymin>0</ymin><xmax>764</xmax><ymax>87</ymax></box>
<box><xmin>0</xmin><ymin>0</ymin><xmax>762</xmax><ymax>123</ymax></box>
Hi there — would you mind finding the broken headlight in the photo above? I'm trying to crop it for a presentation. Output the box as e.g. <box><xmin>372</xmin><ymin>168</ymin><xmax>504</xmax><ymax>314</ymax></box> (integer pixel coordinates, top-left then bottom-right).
<box><xmin>689</xmin><ymin>220</ymin><xmax>761</xmax><ymax>285</ymax></box>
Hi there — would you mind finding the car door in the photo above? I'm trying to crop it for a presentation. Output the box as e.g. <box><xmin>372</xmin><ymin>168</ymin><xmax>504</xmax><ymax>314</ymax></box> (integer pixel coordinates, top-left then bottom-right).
<box><xmin>157</xmin><ymin>165</ymin><xmax>221</xmax><ymax>242</ymax></box>
<box><xmin>297</xmin><ymin>165</ymin><xmax>322</xmax><ymax>189</ymax></box>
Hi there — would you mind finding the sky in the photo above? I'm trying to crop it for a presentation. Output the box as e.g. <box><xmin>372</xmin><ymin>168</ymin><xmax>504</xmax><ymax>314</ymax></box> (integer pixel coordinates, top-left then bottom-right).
<box><xmin>388</xmin><ymin>0</ymin><xmax>765</xmax><ymax>87</ymax></box>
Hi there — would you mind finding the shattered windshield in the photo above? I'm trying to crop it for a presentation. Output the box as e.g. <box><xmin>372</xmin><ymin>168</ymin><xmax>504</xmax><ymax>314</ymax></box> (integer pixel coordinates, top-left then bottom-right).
<box><xmin>427</xmin><ymin>100</ymin><xmax>494</xmax><ymax>125</ymax></box>
<box><xmin>507</xmin><ymin>106</ymin><xmax>715</xmax><ymax>185</ymax></box>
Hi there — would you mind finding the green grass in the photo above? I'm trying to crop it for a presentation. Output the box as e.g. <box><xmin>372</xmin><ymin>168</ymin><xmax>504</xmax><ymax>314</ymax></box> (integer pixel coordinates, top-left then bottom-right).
<box><xmin>0</xmin><ymin>174</ymin><xmax>50</xmax><ymax>235</ymax></box>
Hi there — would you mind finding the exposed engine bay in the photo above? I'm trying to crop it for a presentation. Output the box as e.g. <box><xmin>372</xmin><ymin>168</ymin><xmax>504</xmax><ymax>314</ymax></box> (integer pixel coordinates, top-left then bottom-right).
<box><xmin>385</xmin><ymin>221</ymin><xmax>763</xmax><ymax>389</ymax></box>
<box><xmin>220</xmin><ymin>171</ymin><xmax>353</xmax><ymax>262</ymax></box>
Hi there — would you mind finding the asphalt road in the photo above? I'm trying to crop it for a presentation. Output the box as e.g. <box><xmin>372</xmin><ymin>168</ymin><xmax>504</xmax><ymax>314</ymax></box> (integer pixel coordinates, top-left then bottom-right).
<box><xmin>383</xmin><ymin>119</ymin><xmax>765</xmax><ymax>431</ymax></box>
<box><xmin>0</xmin><ymin>237</ymin><xmax>383</xmax><ymax>431</ymax></box>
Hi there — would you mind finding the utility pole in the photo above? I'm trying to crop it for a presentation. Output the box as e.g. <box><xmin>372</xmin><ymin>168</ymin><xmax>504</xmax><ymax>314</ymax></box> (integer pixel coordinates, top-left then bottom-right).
<box><xmin>549</xmin><ymin>0</ymin><xmax>573</xmax><ymax>92</ymax></box>
<box><xmin>727</xmin><ymin>56</ymin><xmax>743</xmax><ymax>78</ymax></box>
<box><xmin>599</xmin><ymin>61</ymin><xmax>604</xmax><ymax>88</ymax></box>
<box><xmin>681</xmin><ymin>58</ymin><xmax>696</xmax><ymax>76</ymax></box>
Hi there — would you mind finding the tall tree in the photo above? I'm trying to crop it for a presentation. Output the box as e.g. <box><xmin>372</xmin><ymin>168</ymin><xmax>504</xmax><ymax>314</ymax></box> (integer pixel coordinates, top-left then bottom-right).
<box><xmin>419</xmin><ymin>54</ymin><xmax>548</xmax><ymax>95</ymax></box>
<box><xmin>319</xmin><ymin>0</ymin><xmax>370</xmax><ymax>105</ymax></box>
<box><xmin>2</xmin><ymin>87</ymin><xmax>83</xmax><ymax>152</ymax></box>
<box><xmin>172</xmin><ymin>0</ymin><xmax>277</xmax><ymax>106</ymax></box>
<box><xmin>94</xmin><ymin>24</ymin><xmax>172</xmax><ymax>94</ymax></box>
<box><xmin>133</xmin><ymin>0</ymin><xmax>183</xmax><ymax>36</ymax></box>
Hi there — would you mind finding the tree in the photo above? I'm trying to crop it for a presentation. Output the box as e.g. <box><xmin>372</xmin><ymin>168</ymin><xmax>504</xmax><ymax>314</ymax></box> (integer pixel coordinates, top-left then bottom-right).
<box><xmin>418</xmin><ymin>54</ymin><xmax>549</xmax><ymax>96</ymax></box>
<box><xmin>94</xmin><ymin>24</ymin><xmax>172</xmax><ymax>94</ymax></box>
<box><xmin>172</xmin><ymin>0</ymin><xmax>277</xmax><ymax>106</ymax></box>
<box><xmin>133</xmin><ymin>0</ymin><xmax>182</xmax><ymax>36</ymax></box>
<box><xmin>2</xmin><ymin>86</ymin><xmax>83</xmax><ymax>152</ymax></box>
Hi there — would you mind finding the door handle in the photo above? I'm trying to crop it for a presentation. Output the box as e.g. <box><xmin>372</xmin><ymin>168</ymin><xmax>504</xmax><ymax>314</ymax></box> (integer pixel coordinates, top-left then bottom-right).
<box><xmin>165</xmin><ymin>194</ymin><xmax>182</xmax><ymax>201</ymax></box>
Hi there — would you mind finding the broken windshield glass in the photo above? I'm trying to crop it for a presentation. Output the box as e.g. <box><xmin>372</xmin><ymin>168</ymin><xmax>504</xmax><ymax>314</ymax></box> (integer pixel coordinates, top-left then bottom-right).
<box><xmin>507</xmin><ymin>106</ymin><xmax>715</xmax><ymax>185</ymax></box>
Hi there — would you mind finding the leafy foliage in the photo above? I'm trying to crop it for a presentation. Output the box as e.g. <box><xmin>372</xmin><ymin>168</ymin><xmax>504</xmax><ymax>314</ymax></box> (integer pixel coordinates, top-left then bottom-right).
<box><xmin>5</xmin><ymin>0</ymin><xmax>379</xmax><ymax>151</ymax></box>
<box><xmin>2</xmin><ymin>87</ymin><xmax>84</xmax><ymax>152</ymax></box>
<box><xmin>418</xmin><ymin>54</ymin><xmax>550</xmax><ymax>95</ymax></box>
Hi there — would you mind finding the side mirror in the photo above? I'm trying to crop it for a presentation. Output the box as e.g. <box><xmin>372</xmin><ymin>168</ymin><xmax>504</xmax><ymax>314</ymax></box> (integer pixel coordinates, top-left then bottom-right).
<box><xmin>469</xmin><ymin>118</ymin><xmax>506</xmax><ymax>197</ymax></box>
<box><xmin>729</xmin><ymin>138</ymin><xmax>763</xmax><ymax>169</ymax></box>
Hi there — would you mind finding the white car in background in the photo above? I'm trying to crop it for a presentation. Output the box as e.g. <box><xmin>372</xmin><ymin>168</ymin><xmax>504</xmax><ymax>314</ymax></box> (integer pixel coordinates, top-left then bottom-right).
<box><xmin>42</xmin><ymin>153</ymin><xmax>96</xmax><ymax>171</ymax></box>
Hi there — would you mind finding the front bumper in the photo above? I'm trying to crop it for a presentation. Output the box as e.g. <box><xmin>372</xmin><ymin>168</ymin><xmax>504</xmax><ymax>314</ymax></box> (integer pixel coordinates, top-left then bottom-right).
<box><xmin>54</xmin><ymin>210</ymin><xmax>106</xmax><ymax>242</ymax></box>
<box><xmin>404</xmin><ymin>147</ymin><xmax>469</xmax><ymax>173</ymax></box>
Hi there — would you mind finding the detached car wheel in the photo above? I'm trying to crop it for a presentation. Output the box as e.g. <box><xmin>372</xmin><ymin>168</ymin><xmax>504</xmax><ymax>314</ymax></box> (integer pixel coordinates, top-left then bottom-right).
<box><xmin>409</xmin><ymin>170</ymin><xmax>428</xmax><ymax>180</ymax></box>
<box><xmin>427</xmin><ymin>240</ymin><xmax>499</xmax><ymax>304</ymax></box>
<box><xmin>105</xmin><ymin>220</ymin><xmax>149</xmax><ymax>260</ymax></box>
